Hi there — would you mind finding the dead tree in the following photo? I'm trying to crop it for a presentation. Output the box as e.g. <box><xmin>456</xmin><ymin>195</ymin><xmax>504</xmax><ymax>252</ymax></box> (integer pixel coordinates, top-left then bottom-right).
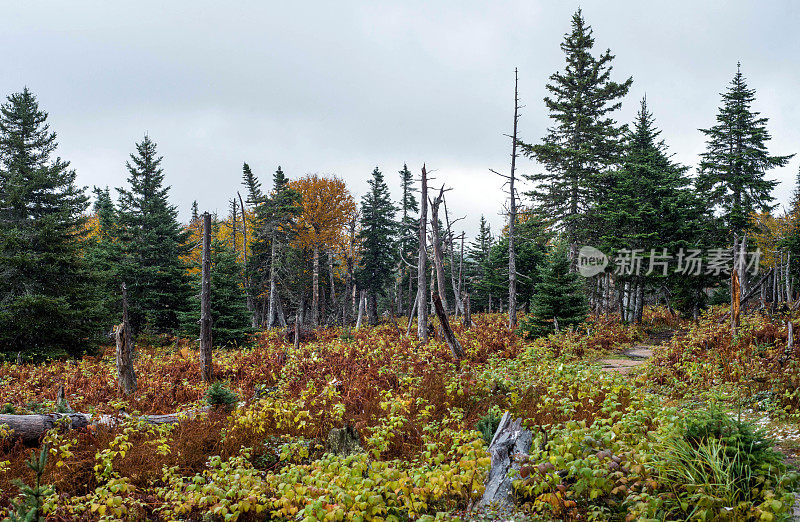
<box><xmin>442</xmin><ymin>197</ymin><xmax>465</xmax><ymax>315</ymax></box>
<box><xmin>491</xmin><ymin>68</ymin><xmax>521</xmax><ymax>328</ymax></box>
<box><xmin>433</xmin><ymin>294</ymin><xmax>464</xmax><ymax>359</ymax></box>
<box><xmin>415</xmin><ymin>165</ymin><xmax>429</xmax><ymax>342</ymax></box>
<box><xmin>237</xmin><ymin>192</ymin><xmax>256</xmax><ymax>327</ymax></box>
<box><xmin>429</xmin><ymin>186</ymin><xmax>450</xmax><ymax>313</ymax></box>
<box><xmin>116</xmin><ymin>283</ymin><xmax>137</xmax><ymax>396</ymax></box>
<box><xmin>463</xmin><ymin>293</ymin><xmax>472</xmax><ymax>329</ymax></box>
<box><xmin>355</xmin><ymin>289</ymin><xmax>366</xmax><ymax>328</ymax></box>
<box><xmin>200</xmin><ymin>212</ymin><xmax>213</xmax><ymax>382</ymax></box>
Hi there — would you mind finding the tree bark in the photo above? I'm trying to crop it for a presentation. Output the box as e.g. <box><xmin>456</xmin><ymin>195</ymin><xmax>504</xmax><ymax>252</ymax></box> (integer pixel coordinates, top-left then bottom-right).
<box><xmin>355</xmin><ymin>289</ymin><xmax>366</xmax><ymax>329</ymax></box>
<box><xmin>416</xmin><ymin>165</ymin><xmax>429</xmax><ymax>342</ymax></box>
<box><xmin>429</xmin><ymin>187</ymin><xmax>449</xmax><ymax>313</ymax></box>
<box><xmin>116</xmin><ymin>283</ymin><xmax>137</xmax><ymax>396</ymax></box>
<box><xmin>433</xmin><ymin>294</ymin><xmax>464</xmax><ymax>359</ymax></box>
<box><xmin>312</xmin><ymin>244</ymin><xmax>320</xmax><ymax>327</ymax></box>
<box><xmin>463</xmin><ymin>293</ymin><xmax>472</xmax><ymax>329</ymax></box>
<box><xmin>508</xmin><ymin>69</ymin><xmax>520</xmax><ymax>328</ymax></box>
<box><xmin>200</xmin><ymin>212</ymin><xmax>213</xmax><ymax>382</ymax></box>
<box><xmin>237</xmin><ymin>192</ymin><xmax>256</xmax><ymax>328</ymax></box>
<box><xmin>267</xmin><ymin>238</ymin><xmax>279</xmax><ymax>328</ymax></box>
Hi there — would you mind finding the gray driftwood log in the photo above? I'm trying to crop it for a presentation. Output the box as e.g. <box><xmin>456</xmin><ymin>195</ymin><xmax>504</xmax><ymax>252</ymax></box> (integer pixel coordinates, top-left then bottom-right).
<box><xmin>0</xmin><ymin>410</ymin><xmax>203</xmax><ymax>444</ymax></box>
<box><xmin>478</xmin><ymin>411</ymin><xmax>532</xmax><ymax>509</ymax></box>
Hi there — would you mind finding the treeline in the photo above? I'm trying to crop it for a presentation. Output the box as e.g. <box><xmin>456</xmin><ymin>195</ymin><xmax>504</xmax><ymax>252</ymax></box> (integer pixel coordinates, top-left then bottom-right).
<box><xmin>2</xmin><ymin>10</ymin><xmax>800</xmax><ymax>361</ymax></box>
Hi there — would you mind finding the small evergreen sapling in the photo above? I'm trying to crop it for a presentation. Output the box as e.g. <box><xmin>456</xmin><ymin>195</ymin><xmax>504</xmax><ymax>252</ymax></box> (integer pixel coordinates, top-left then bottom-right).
<box><xmin>7</xmin><ymin>445</ymin><xmax>52</xmax><ymax>521</ymax></box>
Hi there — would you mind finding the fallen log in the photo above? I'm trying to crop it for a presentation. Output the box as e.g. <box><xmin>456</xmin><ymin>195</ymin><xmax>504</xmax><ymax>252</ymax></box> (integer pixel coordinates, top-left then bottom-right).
<box><xmin>0</xmin><ymin>409</ymin><xmax>204</xmax><ymax>444</ymax></box>
<box><xmin>433</xmin><ymin>294</ymin><xmax>464</xmax><ymax>358</ymax></box>
<box><xmin>477</xmin><ymin>411</ymin><xmax>532</xmax><ymax>509</ymax></box>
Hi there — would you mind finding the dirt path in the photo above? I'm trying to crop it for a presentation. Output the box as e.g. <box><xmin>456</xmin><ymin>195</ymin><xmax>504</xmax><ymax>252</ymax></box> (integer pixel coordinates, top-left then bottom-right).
<box><xmin>597</xmin><ymin>330</ymin><xmax>673</xmax><ymax>373</ymax></box>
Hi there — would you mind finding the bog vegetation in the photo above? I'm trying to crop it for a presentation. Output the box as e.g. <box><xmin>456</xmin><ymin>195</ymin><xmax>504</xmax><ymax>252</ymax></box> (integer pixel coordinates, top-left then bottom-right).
<box><xmin>1</xmin><ymin>8</ymin><xmax>800</xmax><ymax>522</ymax></box>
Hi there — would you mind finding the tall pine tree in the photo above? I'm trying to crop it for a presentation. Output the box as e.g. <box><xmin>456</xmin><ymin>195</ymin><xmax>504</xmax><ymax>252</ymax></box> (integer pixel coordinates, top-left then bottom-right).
<box><xmin>0</xmin><ymin>88</ymin><xmax>99</xmax><ymax>359</ymax></box>
<box><xmin>115</xmin><ymin>135</ymin><xmax>192</xmax><ymax>335</ymax></box>
<box><xmin>358</xmin><ymin>167</ymin><xmax>398</xmax><ymax>323</ymax></box>
<box><xmin>521</xmin><ymin>9</ymin><xmax>632</xmax><ymax>252</ymax></box>
<box><xmin>696</xmin><ymin>64</ymin><xmax>793</xmax><ymax>235</ymax></box>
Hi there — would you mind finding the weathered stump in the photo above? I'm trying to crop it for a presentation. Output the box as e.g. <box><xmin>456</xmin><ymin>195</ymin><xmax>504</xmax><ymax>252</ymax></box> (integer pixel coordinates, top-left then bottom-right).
<box><xmin>477</xmin><ymin>411</ymin><xmax>532</xmax><ymax>509</ymax></box>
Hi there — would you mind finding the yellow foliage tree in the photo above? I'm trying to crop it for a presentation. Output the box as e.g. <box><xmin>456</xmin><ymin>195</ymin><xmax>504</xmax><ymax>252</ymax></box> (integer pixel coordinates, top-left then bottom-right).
<box><xmin>290</xmin><ymin>175</ymin><xmax>356</xmax><ymax>326</ymax></box>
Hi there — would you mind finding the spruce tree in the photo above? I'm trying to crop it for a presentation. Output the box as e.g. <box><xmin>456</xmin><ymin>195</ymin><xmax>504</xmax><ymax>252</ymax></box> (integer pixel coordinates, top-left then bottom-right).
<box><xmin>0</xmin><ymin>88</ymin><xmax>99</xmax><ymax>359</ymax></box>
<box><xmin>358</xmin><ymin>167</ymin><xmax>398</xmax><ymax>323</ymax></box>
<box><xmin>521</xmin><ymin>243</ymin><xmax>588</xmax><ymax>338</ymax></box>
<box><xmin>115</xmin><ymin>135</ymin><xmax>192</xmax><ymax>335</ymax></box>
<box><xmin>785</xmin><ymin>167</ymin><xmax>800</xmax><ymax>283</ymax></box>
<box><xmin>465</xmin><ymin>216</ymin><xmax>493</xmax><ymax>310</ymax></box>
<box><xmin>483</xmin><ymin>219</ymin><xmax>548</xmax><ymax>312</ymax></box>
<box><xmin>248</xmin><ymin>165</ymin><xmax>299</xmax><ymax>327</ymax></box>
<box><xmin>85</xmin><ymin>186</ymin><xmax>122</xmax><ymax>326</ymax></box>
<box><xmin>696</xmin><ymin>64</ymin><xmax>793</xmax><ymax>235</ymax></box>
<box><xmin>398</xmin><ymin>164</ymin><xmax>418</xmax><ymax>314</ymax></box>
<box><xmin>595</xmin><ymin>98</ymin><xmax>712</xmax><ymax>321</ymax></box>
<box><xmin>521</xmin><ymin>9</ymin><xmax>632</xmax><ymax>250</ymax></box>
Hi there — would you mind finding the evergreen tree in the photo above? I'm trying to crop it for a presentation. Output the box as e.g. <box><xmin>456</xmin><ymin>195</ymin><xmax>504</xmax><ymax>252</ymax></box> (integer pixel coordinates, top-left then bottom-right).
<box><xmin>248</xmin><ymin>165</ymin><xmax>300</xmax><ymax>326</ymax></box>
<box><xmin>483</xmin><ymin>219</ymin><xmax>548</xmax><ymax>312</ymax></box>
<box><xmin>696</xmin><ymin>64</ymin><xmax>793</xmax><ymax>235</ymax></box>
<box><xmin>190</xmin><ymin>200</ymin><xmax>199</xmax><ymax>224</ymax></box>
<box><xmin>521</xmin><ymin>243</ymin><xmax>588</xmax><ymax>338</ymax></box>
<box><xmin>115</xmin><ymin>135</ymin><xmax>192</xmax><ymax>334</ymax></box>
<box><xmin>184</xmin><ymin>238</ymin><xmax>253</xmax><ymax>347</ymax></box>
<box><xmin>398</xmin><ymin>164</ymin><xmax>418</xmax><ymax>314</ymax></box>
<box><xmin>358</xmin><ymin>167</ymin><xmax>398</xmax><ymax>323</ymax></box>
<box><xmin>594</xmin><ymin>98</ymin><xmax>711</xmax><ymax>320</ymax></box>
<box><xmin>520</xmin><ymin>9</ymin><xmax>632</xmax><ymax>249</ymax></box>
<box><xmin>465</xmin><ymin>216</ymin><xmax>493</xmax><ymax>310</ymax></box>
<box><xmin>0</xmin><ymin>88</ymin><xmax>99</xmax><ymax>359</ymax></box>
<box><xmin>85</xmin><ymin>186</ymin><xmax>122</xmax><ymax>326</ymax></box>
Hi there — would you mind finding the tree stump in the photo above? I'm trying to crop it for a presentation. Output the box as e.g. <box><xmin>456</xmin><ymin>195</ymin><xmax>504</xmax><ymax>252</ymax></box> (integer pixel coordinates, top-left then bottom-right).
<box><xmin>477</xmin><ymin>411</ymin><xmax>532</xmax><ymax>509</ymax></box>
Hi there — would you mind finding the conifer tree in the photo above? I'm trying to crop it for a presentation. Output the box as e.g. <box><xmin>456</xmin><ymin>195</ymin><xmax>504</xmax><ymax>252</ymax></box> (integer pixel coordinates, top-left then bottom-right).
<box><xmin>697</xmin><ymin>64</ymin><xmax>793</xmax><ymax>235</ymax></box>
<box><xmin>0</xmin><ymin>88</ymin><xmax>99</xmax><ymax>359</ymax></box>
<box><xmin>358</xmin><ymin>167</ymin><xmax>398</xmax><ymax>323</ymax></box>
<box><xmin>398</xmin><ymin>164</ymin><xmax>418</xmax><ymax>314</ymax></box>
<box><xmin>785</xmin><ymin>167</ymin><xmax>800</xmax><ymax>283</ymax></box>
<box><xmin>520</xmin><ymin>9</ymin><xmax>632</xmax><ymax>252</ymax></box>
<box><xmin>85</xmin><ymin>186</ymin><xmax>122</xmax><ymax>326</ymax></box>
<box><xmin>465</xmin><ymin>216</ymin><xmax>493</xmax><ymax>310</ymax></box>
<box><xmin>115</xmin><ymin>135</ymin><xmax>192</xmax><ymax>334</ymax></box>
<box><xmin>595</xmin><ymin>98</ymin><xmax>708</xmax><ymax>320</ymax></box>
<box><xmin>521</xmin><ymin>243</ymin><xmax>588</xmax><ymax>337</ymax></box>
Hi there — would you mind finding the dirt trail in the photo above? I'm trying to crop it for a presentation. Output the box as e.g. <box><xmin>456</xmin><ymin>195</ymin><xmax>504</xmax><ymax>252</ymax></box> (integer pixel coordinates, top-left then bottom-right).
<box><xmin>597</xmin><ymin>330</ymin><xmax>672</xmax><ymax>373</ymax></box>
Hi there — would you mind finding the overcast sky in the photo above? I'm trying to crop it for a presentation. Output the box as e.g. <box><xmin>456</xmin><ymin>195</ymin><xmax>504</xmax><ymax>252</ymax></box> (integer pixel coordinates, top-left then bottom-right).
<box><xmin>3</xmin><ymin>1</ymin><xmax>799</xmax><ymax>237</ymax></box>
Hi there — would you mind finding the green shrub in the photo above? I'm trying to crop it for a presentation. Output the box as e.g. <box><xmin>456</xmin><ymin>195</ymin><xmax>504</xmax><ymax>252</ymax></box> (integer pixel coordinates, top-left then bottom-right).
<box><xmin>475</xmin><ymin>409</ymin><xmax>503</xmax><ymax>446</ymax></box>
<box><xmin>205</xmin><ymin>382</ymin><xmax>239</xmax><ymax>407</ymax></box>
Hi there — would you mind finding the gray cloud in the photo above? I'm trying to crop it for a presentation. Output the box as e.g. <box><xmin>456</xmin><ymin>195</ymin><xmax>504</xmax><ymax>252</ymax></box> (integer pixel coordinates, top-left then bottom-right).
<box><xmin>3</xmin><ymin>0</ymin><xmax>798</xmax><ymax>237</ymax></box>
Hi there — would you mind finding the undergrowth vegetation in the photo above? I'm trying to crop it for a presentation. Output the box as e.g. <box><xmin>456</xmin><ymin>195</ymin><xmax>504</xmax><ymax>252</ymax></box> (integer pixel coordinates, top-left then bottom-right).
<box><xmin>0</xmin><ymin>310</ymin><xmax>798</xmax><ymax>520</ymax></box>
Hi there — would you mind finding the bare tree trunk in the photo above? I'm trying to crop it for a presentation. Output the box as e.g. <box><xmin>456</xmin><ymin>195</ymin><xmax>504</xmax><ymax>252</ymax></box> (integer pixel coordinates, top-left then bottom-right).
<box><xmin>429</xmin><ymin>187</ymin><xmax>449</xmax><ymax>313</ymax></box>
<box><xmin>635</xmin><ymin>279</ymin><xmax>644</xmax><ymax>324</ymax></box>
<box><xmin>433</xmin><ymin>294</ymin><xmax>464</xmax><ymax>358</ymax></box>
<box><xmin>200</xmin><ymin>212</ymin><xmax>213</xmax><ymax>382</ymax></box>
<box><xmin>275</xmin><ymin>292</ymin><xmax>287</xmax><ymax>328</ymax></box>
<box><xmin>293</xmin><ymin>315</ymin><xmax>300</xmax><ymax>350</ymax></box>
<box><xmin>508</xmin><ymin>68</ymin><xmax>520</xmax><ymax>328</ymax></box>
<box><xmin>355</xmin><ymin>289</ymin><xmax>366</xmax><ymax>329</ymax></box>
<box><xmin>312</xmin><ymin>244</ymin><xmax>320</xmax><ymax>327</ymax></box>
<box><xmin>416</xmin><ymin>165</ymin><xmax>429</xmax><ymax>342</ymax></box>
<box><xmin>237</xmin><ymin>192</ymin><xmax>256</xmax><ymax>328</ymax></box>
<box><xmin>442</xmin><ymin>198</ymin><xmax>464</xmax><ymax>315</ymax></box>
<box><xmin>267</xmin><ymin>239</ymin><xmax>278</xmax><ymax>328</ymax></box>
<box><xmin>328</xmin><ymin>250</ymin><xmax>337</xmax><ymax>307</ymax></box>
<box><xmin>116</xmin><ymin>283</ymin><xmax>137</xmax><ymax>396</ymax></box>
<box><xmin>406</xmin><ymin>293</ymin><xmax>418</xmax><ymax>336</ymax></box>
<box><xmin>463</xmin><ymin>293</ymin><xmax>472</xmax><ymax>329</ymax></box>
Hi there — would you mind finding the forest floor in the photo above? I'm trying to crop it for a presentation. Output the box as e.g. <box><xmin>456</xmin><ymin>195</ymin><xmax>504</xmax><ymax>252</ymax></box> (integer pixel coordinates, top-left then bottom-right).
<box><xmin>1</xmin><ymin>308</ymin><xmax>799</xmax><ymax>520</ymax></box>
